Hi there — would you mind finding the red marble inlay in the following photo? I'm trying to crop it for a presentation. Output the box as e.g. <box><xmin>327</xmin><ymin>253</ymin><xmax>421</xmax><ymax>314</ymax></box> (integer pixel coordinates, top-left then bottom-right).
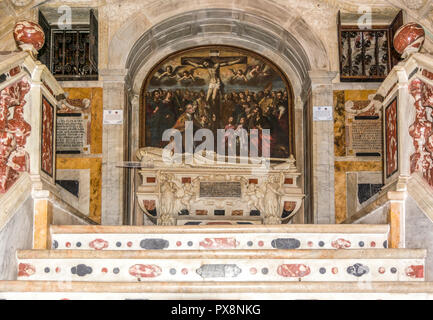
<box><xmin>405</xmin><ymin>265</ymin><xmax>424</xmax><ymax>278</ymax></box>
<box><xmin>41</xmin><ymin>97</ymin><xmax>54</xmax><ymax>176</ymax></box>
<box><xmin>101</xmin><ymin>268</ymin><xmax>108</xmax><ymax>273</ymax></box>
<box><xmin>258</xmin><ymin>241</ymin><xmax>264</xmax><ymax>247</ymax></box>
<box><xmin>127</xmin><ymin>242</ymin><xmax>133</xmax><ymax>248</ymax></box>
<box><xmin>331</xmin><ymin>267</ymin><xmax>338</xmax><ymax>274</ymax></box>
<box><xmin>378</xmin><ymin>267</ymin><xmax>385</xmax><ymax>274</ymax></box>
<box><xmin>331</xmin><ymin>238</ymin><xmax>351</xmax><ymax>249</ymax></box>
<box><xmin>176</xmin><ymin>241</ymin><xmax>182</xmax><ymax>247</ymax></box>
<box><xmin>89</xmin><ymin>239</ymin><xmax>109</xmax><ymax>250</ymax></box>
<box><xmin>409</xmin><ymin>78</ymin><xmax>433</xmax><ymax>187</ymax></box>
<box><xmin>181</xmin><ymin>268</ymin><xmax>188</xmax><ymax>275</ymax></box>
<box><xmin>199</xmin><ymin>238</ymin><xmax>237</xmax><ymax>249</ymax></box>
<box><xmin>277</xmin><ymin>264</ymin><xmax>311</xmax><ymax>278</ymax></box>
<box><xmin>18</xmin><ymin>263</ymin><xmax>35</xmax><ymax>277</ymax></box>
<box><xmin>250</xmin><ymin>267</ymin><xmax>257</xmax><ymax>275</ymax></box>
<box><xmin>181</xmin><ymin>177</ymin><xmax>191</xmax><ymax>184</ymax></box>
<box><xmin>249</xmin><ymin>179</ymin><xmax>258</xmax><ymax>184</ymax></box>
<box><xmin>370</xmin><ymin>241</ymin><xmax>376</xmax><ymax>248</ymax></box>
<box><xmin>129</xmin><ymin>264</ymin><xmax>162</xmax><ymax>279</ymax></box>
<box><xmin>9</xmin><ymin>66</ymin><xmax>21</xmax><ymax>77</ymax></box>
<box><xmin>284</xmin><ymin>178</ymin><xmax>293</xmax><ymax>184</ymax></box>
<box><xmin>0</xmin><ymin>78</ymin><xmax>31</xmax><ymax>193</ymax></box>
<box><xmin>146</xmin><ymin>177</ymin><xmax>156</xmax><ymax>183</ymax></box>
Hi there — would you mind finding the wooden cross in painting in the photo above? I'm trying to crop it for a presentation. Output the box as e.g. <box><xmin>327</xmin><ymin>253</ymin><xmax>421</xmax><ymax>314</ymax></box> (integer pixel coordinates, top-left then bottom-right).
<box><xmin>181</xmin><ymin>50</ymin><xmax>247</xmax><ymax>113</ymax></box>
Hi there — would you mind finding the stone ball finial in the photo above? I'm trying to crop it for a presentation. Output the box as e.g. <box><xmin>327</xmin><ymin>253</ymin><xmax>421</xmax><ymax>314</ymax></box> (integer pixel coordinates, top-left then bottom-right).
<box><xmin>13</xmin><ymin>20</ymin><xmax>45</xmax><ymax>57</ymax></box>
<box><xmin>393</xmin><ymin>22</ymin><xmax>425</xmax><ymax>59</ymax></box>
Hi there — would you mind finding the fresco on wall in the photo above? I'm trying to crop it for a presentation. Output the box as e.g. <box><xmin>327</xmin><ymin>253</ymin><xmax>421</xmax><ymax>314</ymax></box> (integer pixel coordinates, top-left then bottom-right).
<box><xmin>141</xmin><ymin>46</ymin><xmax>294</xmax><ymax>159</ymax></box>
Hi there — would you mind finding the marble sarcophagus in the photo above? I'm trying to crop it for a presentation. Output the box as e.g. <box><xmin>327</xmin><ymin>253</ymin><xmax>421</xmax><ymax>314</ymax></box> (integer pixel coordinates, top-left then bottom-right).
<box><xmin>135</xmin><ymin>147</ymin><xmax>304</xmax><ymax>225</ymax></box>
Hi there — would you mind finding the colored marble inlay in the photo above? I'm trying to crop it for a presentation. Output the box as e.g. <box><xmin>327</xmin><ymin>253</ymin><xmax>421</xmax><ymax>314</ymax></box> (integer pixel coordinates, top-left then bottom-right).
<box><xmin>62</xmin><ymin>87</ymin><xmax>103</xmax><ymax>154</ymax></box>
<box><xmin>56</xmin><ymin>157</ymin><xmax>102</xmax><ymax>223</ymax></box>
<box><xmin>41</xmin><ymin>97</ymin><xmax>54</xmax><ymax>176</ymax></box>
<box><xmin>334</xmin><ymin>161</ymin><xmax>382</xmax><ymax>223</ymax></box>
<box><xmin>385</xmin><ymin>98</ymin><xmax>398</xmax><ymax>178</ymax></box>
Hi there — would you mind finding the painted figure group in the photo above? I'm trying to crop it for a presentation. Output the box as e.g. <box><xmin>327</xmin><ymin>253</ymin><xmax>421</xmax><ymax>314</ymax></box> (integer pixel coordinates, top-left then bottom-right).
<box><xmin>144</xmin><ymin>86</ymin><xmax>291</xmax><ymax>158</ymax></box>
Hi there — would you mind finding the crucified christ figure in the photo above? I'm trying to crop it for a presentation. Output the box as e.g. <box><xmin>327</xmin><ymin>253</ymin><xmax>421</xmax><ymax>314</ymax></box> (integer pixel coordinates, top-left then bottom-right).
<box><xmin>183</xmin><ymin>56</ymin><xmax>244</xmax><ymax>103</ymax></box>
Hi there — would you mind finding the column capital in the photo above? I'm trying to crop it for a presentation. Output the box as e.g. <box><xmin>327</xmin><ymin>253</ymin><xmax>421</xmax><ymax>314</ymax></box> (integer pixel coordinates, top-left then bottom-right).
<box><xmin>308</xmin><ymin>70</ymin><xmax>338</xmax><ymax>85</ymax></box>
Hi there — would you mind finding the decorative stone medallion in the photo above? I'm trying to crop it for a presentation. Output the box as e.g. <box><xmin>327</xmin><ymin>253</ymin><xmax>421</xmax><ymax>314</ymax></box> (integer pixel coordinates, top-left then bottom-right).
<box><xmin>393</xmin><ymin>23</ymin><xmax>425</xmax><ymax>58</ymax></box>
<box><xmin>13</xmin><ymin>20</ymin><xmax>45</xmax><ymax>54</ymax></box>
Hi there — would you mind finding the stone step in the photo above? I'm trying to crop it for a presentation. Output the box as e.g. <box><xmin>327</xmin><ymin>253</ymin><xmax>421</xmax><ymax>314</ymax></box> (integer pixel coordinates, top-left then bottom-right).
<box><xmin>16</xmin><ymin>249</ymin><xmax>425</xmax><ymax>282</ymax></box>
<box><xmin>1</xmin><ymin>281</ymin><xmax>433</xmax><ymax>300</ymax></box>
<box><xmin>50</xmin><ymin>224</ymin><xmax>390</xmax><ymax>250</ymax></box>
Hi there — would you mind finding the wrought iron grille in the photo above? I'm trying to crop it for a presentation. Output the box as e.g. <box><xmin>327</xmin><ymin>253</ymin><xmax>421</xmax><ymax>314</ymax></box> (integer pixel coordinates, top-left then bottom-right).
<box><xmin>340</xmin><ymin>30</ymin><xmax>390</xmax><ymax>79</ymax></box>
<box><xmin>51</xmin><ymin>29</ymin><xmax>97</xmax><ymax>80</ymax></box>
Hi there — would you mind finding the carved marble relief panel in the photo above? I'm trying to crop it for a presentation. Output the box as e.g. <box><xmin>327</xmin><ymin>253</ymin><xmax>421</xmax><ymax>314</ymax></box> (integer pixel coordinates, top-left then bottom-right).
<box><xmin>0</xmin><ymin>76</ymin><xmax>31</xmax><ymax>193</ymax></box>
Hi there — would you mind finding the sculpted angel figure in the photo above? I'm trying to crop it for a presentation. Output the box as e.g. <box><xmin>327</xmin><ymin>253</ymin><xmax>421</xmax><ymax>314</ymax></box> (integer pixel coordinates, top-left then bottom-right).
<box><xmin>175</xmin><ymin>177</ymin><xmax>199</xmax><ymax>213</ymax></box>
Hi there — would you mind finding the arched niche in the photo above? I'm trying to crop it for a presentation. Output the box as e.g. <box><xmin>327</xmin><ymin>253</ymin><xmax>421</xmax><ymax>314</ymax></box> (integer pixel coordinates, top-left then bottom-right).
<box><xmin>110</xmin><ymin>8</ymin><xmax>331</xmax><ymax>225</ymax></box>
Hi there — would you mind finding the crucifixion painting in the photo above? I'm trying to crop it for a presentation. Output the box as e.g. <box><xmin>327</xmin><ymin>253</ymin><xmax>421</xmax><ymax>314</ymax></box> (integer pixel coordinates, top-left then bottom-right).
<box><xmin>142</xmin><ymin>46</ymin><xmax>294</xmax><ymax>159</ymax></box>
<box><xmin>181</xmin><ymin>50</ymin><xmax>247</xmax><ymax>104</ymax></box>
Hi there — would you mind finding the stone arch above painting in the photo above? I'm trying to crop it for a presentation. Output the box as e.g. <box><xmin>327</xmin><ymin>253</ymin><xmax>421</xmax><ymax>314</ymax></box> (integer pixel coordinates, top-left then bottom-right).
<box><xmin>139</xmin><ymin>45</ymin><xmax>295</xmax><ymax>160</ymax></box>
<box><xmin>115</xmin><ymin>7</ymin><xmax>328</xmax><ymax>98</ymax></box>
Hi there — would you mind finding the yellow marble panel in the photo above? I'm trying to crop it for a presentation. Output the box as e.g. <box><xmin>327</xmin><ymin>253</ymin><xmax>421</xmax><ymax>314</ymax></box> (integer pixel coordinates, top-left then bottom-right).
<box><xmin>33</xmin><ymin>200</ymin><xmax>53</xmax><ymax>249</ymax></box>
<box><xmin>333</xmin><ymin>91</ymin><xmax>346</xmax><ymax>157</ymax></box>
<box><xmin>334</xmin><ymin>161</ymin><xmax>382</xmax><ymax>224</ymax></box>
<box><xmin>62</xmin><ymin>87</ymin><xmax>103</xmax><ymax>154</ymax></box>
<box><xmin>344</xmin><ymin>90</ymin><xmax>376</xmax><ymax>102</ymax></box>
<box><xmin>57</xmin><ymin>158</ymin><xmax>102</xmax><ymax>224</ymax></box>
<box><xmin>389</xmin><ymin>202</ymin><xmax>402</xmax><ymax>249</ymax></box>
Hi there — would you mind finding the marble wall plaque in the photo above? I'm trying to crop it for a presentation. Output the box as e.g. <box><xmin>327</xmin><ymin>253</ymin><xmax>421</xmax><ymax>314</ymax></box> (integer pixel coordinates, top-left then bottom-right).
<box><xmin>199</xmin><ymin>182</ymin><xmax>241</xmax><ymax>198</ymax></box>
<box><xmin>349</xmin><ymin>118</ymin><xmax>383</xmax><ymax>156</ymax></box>
<box><xmin>56</xmin><ymin>114</ymin><xmax>89</xmax><ymax>154</ymax></box>
<box><xmin>313</xmin><ymin>106</ymin><xmax>333</xmax><ymax>121</ymax></box>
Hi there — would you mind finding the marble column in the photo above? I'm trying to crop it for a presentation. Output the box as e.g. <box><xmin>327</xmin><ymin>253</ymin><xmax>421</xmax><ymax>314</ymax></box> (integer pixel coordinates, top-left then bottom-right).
<box><xmin>100</xmin><ymin>69</ymin><xmax>128</xmax><ymax>225</ymax></box>
<box><xmin>309</xmin><ymin>70</ymin><xmax>337</xmax><ymax>224</ymax></box>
